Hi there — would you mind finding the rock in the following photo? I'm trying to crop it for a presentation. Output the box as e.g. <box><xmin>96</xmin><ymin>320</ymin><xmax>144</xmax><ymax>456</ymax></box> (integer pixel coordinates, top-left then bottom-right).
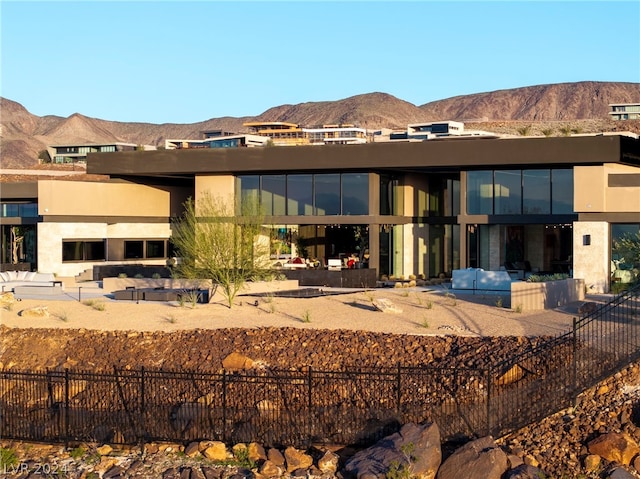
<box><xmin>436</xmin><ymin>436</ymin><xmax>508</xmax><ymax>479</ymax></box>
<box><xmin>584</xmin><ymin>454</ymin><xmax>601</xmax><ymax>472</ymax></box>
<box><xmin>189</xmin><ymin>467</ymin><xmax>207</xmax><ymax>479</ymax></box>
<box><xmin>201</xmin><ymin>466</ymin><xmax>222</xmax><ymax>479</ymax></box>
<box><xmin>203</xmin><ymin>442</ymin><xmax>228</xmax><ymax>461</ymax></box>
<box><xmin>260</xmin><ymin>460</ymin><xmax>282</xmax><ymax>477</ymax></box>
<box><xmin>268</xmin><ymin>448</ymin><xmax>286</xmax><ymax>466</ymax></box>
<box><xmin>372</xmin><ymin>298</ymin><xmax>402</xmax><ymax>314</ymax></box>
<box><xmin>20</xmin><ymin>306</ymin><xmax>49</xmax><ymax>317</ymax></box>
<box><xmin>185</xmin><ymin>441</ymin><xmax>201</xmax><ymax>457</ymax></box>
<box><xmin>318</xmin><ymin>450</ymin><xmax>340</xmax><ymax>474</ymax></box>
<box><xmin>608</xmin><ymin>467</ymin><xmax>637</xmax><ymax>479</ymax></box>
<box><xmin>495</xmin><ymin>364</ymin><xmax>526</xmax><ymax>386</ymax></box>
<box><xmin>233</xmin><ymin>443</ymin><xmax>248</xmax><ymax>459</ymax></box>
<box><xmin>248</xmin><ymin>442</ymin><xmax>267</xmax><ymax>462</ymax></box>
<box><xmin>588</xmin><ymin>432</ymin><xmax>640</xmax><ymax>466</ymax></box>
<box><xmin>0</xmin><ymin>292</ymin><xmax>16</xmax><ymax>307</ymax></box>
<box><xmin>97</xmin><ymin>444</ymin><xmax>113</xmax><ymax>455</ymax></box>
<box><xmin>284</xmin><ymin>446</ymin><xmax>313</xmax><ymax>473</ymax></box>
<box><xmin>163</xmin><ymin>468</ymin><xmax>181</xmax><ymax>479</ymax></box>
<box><xmin>344</xmin><ymin>422</ymin><xmax>441</xmax><ymax>479</ymax></box>
<box><xmin>222</xmin><ymin>352</ymin><xmax>255</xmax><ymax>370</ymax></box>
<box><xmin>503</xmin><ymin>464</ymin><xmax>548</xmax><ymax>478</ymax></box>
<box><xmin>104</xmin><ymin>465</ymin><xmax>125</xmax><ymax>478</ymax></box>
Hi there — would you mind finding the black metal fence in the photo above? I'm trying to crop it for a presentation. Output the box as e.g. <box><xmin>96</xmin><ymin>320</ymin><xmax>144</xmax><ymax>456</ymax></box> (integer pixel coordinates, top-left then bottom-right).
<box><xmin>1</xmin><ymin>284</ymin><xmax>639</xmax><ymax>448</ymax></box>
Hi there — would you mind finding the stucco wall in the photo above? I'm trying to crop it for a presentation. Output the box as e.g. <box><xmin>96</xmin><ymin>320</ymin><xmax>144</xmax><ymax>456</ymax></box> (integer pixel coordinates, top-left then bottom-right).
<box><xmin>37</xmin><ymin>180</ymin><xmax>171</xmax><ymax>217</ymax></box>
<box><xmin>195</xmin><ymin>175</ymin><xmax>235</xmax><ymax>215</ymax></box>
<box><xmin>573</xmin><ymin>221</ymin><xmax>609</xmax><ymax>293</ymax></box>
<box><xmin>575</xmin><ymin>164</ymin><xmax>640</xmax><ymax>213</ymax></box>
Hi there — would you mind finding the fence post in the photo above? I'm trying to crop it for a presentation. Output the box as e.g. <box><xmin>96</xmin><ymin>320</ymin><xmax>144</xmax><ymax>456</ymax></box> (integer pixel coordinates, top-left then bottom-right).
<box><xmin>572</xmin><ymin>317</ymin><xmax>578</xmax><ymax>405</ymax></box>
<box><xmin>307</xmin><ymin>366</ymin><xmax>313</xmax><ymax>446</ymax></box>
<box><xmin>396</xmin><ymin>363</ymin><xmax>402</xmax><ymax>417</ymax></box>
<box><xmin>486</xmin><ymin>366</ymin><xmax>492</xmax><ymax>437</ymax></box>
<box><xmin>222</xmin><ymin>370</ymin><xmax>227</xmax><ymax>442</ymax></box>
<box><xmin>64</xmin><ymin>369</ymin><xmax>70</xmax><ymax>449</ymax></box>
<box><xmin>140</xmin><ymin>367</ymin><xmax>145</xmax><ymax>452</ymax></box>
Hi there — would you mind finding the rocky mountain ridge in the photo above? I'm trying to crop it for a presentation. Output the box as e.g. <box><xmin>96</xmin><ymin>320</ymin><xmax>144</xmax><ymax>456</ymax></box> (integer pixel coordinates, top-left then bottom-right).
<box><xmin>1</xmin><ymin>81</ymin><xmax>639</xmax><ymax>168</ymax></box>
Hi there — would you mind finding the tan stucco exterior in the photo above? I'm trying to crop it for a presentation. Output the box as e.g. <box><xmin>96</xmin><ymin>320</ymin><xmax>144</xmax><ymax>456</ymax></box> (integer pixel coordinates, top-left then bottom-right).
<box><xmin>37</xmin><ymin>180</ymin><xmax>172</xmax><ymax>217</ymax></box>
<box><xmin>574</xmin><ymin>164</ymin><xmax>640</xmax><ymax>214</ymax></box>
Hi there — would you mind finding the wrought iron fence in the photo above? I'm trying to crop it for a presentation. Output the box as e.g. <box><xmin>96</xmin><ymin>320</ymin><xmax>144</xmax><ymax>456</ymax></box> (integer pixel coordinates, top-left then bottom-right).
<box><xmin>1</xmin><ymin>283</ymin><xmax>639</xmax><ymax>448</ymax></box>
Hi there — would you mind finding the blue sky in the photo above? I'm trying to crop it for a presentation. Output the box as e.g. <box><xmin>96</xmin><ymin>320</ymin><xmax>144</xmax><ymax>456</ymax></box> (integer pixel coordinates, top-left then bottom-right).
<box><xmin>2</xmin><ymin>1</ymin><xmax>639</xmax><ymax>124</ymax></box>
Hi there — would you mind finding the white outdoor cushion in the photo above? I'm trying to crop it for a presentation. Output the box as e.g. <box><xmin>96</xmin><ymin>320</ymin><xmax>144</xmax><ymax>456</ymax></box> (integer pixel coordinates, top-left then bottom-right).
<box><xmin>17</xmin><ymin>271</ymin><xmax>29</xmax><ymax>280</ymax></box>
<box><xmin>0</xmin><ymin>272</ymin><xmax>9</xmax><ymax>282</ymax></box>
<box><xmin>25</xmin><ymin>272</ymin><xmax>37</xmax><ymax>281</ymax></box>
<box><xmin>6</xmin><ymin>271</ymin><xmax>18</xmax><ymax>281</ymax></box>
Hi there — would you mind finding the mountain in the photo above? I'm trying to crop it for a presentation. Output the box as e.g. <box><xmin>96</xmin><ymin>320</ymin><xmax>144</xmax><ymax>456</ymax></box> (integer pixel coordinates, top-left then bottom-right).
<box><xmin>1</xmin><ymin>81</ymin><xmax>639</xmax><ymax>168</ymax></box>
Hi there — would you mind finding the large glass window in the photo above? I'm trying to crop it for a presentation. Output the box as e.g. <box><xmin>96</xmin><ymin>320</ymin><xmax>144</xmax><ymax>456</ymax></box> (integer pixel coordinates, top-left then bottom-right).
<box><xmin>124</xmin><ymin>240</ymin><xmax>144</xmax><ymax>259</ymax></box>
<box><xmin>287</xmin><ymin>175</ymin><xmax>313</xmax><ymax>215</ymax></box>
<box><xmin>261</xmin><ymin>175</ymin><xmax>286</xmax><ymax>216</ymax></box>
<box><xmin>494</xmin><ymin>170</ymin><xmax>522</xmax><ymax>214</ymax></box>
<box><xmin>428</xmin><ymin>177</ymin><xmax>460</xmax><ymax>217</ymax></box>
<box><xmin>467</xmin><ymin>171</ymin><xmax>493</xmax><ymax>214</ymax></box>
<box><xmin>341</xmin><ymin>173</ymin><xmax>369</xmax><ymax>215</ymax></box>
<box><xmin>467</xmin><ymin>169</ymin><xmax>573</xmax><ymax>215</ymax></box>
<box><xmin>380</xmin><ymin>174</ymin><xmax>402</xmax><ymax>215</ymax></box>
<box><xmin>62</xmin><ymin>240</ymin><xmax>105</xmax><ymax>262</ymax></box>
<box><xmin>523</xmin><ymin>170</ymin><xmax>551</xmax><ymax>214</ymax></box>
<box><xmin>146</xmin><ymin>240</ymin><xmax>166</xmax><ymax>258</ymax></box>
<box><xmin>236</xmin><ymin>175</ymin><xmax>260</xmax><ymax>213</ymax></box>
<box><xmin>314</xmin><ymin>174</ymin><xmax>341</xmax><ymax>215</ymax></box>
<box><xmin>551</xmin><ymin>169</ymin><xmax>574</xmax><ymax>214</ymax></box>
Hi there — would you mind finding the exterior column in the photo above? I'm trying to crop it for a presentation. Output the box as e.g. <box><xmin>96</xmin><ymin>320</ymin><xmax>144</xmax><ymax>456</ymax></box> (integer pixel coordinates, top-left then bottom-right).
<box><xmin>573</xmin><ymin>221</ymin><xmax>609</xmax><ymax>293</ymax></box>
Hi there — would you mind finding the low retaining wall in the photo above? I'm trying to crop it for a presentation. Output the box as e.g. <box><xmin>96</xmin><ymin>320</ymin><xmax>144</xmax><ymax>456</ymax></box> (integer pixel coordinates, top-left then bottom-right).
<box><xmin>282</xmin><ymin>268</ymin><xmax>377</xmax><ymax>288</ymax></box>
<box><xmin>103</xmin><ymin>277</ymin><xmax>299</xmax><ymax>300</ymax></box>
<box><xmin>511</xmin><ymin>278</ymin><xmax>585</xmax><ymax>311</ymax></box>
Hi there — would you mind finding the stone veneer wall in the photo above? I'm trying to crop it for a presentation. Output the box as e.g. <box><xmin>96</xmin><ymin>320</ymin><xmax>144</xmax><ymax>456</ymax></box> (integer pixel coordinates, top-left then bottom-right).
<box><xmin>573</xmin><ymin>221</ymin><xmax>609</xmax><ymax>293</ymax></box>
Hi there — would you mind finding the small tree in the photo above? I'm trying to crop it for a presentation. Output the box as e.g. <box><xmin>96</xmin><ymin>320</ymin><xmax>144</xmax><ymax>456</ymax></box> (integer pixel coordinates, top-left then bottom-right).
<box><xmin>170</xmin><ymin>192</ymin><xmax>270</xmax><ymax>308</ymax></box>
<box><xmin>37</xmin><ymin>149</ymin><xmax>52</xmax><ymax>163</ymax></box>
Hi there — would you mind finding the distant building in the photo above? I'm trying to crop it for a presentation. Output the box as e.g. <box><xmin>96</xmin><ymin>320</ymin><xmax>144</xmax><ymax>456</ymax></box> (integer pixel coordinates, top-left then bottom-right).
<box><xmin>165</xmin><ymin>130</ymin><xmax>268</xmax><ymax>149</ymax></box>
<box><xmin>386</xmin><ymin>121</ymin><xmax>499</xmax><ymax>141</ymax></box>
<box><xmin>609</xmin><ymin>103</ymin><xmax>640</xmax><ymax>120</ymax></box>
<box><xmin>243</xmin><ymin>122</ymin><xmax>368</xmax><ymax>146</ymax></box>
<box><xmin>47</xmin><ymin>142</ymin><xmax>156</xmax><ymax>164</ymax></box>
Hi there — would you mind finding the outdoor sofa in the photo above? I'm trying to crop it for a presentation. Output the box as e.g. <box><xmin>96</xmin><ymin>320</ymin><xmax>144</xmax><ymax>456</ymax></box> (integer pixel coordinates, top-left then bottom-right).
<box><xmin>0</xmin><ymin>271</ymin><xmax>62</xmax><ymax>293</ymax></box>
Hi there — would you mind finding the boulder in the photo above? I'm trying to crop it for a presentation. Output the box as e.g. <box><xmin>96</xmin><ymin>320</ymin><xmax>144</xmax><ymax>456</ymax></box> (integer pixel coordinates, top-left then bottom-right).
<box><xmin>503</xmin><ymin>464</ymin><xmax>548</xmax><ymax>478</ymax></box>
<box><xmin>372</xmin><ymin>298</ymin><xmax>403</xmax><ymax>314</ymax></box>
<box><xmin>20</xmin><ymin>306</ymin><xmax>49</xmax><ymax>317</ymax></box>
<box><xmin>222</xmin><ymin>352</ymin><xmax>255</xmax><ymax>370</ymax></box>
<box><xmin>344</xmin><ymin>422</ymin><xmax>441</xmax><ymax>479</ymax></box>
<box><xmin>268</xmin><ymin>448</ymin><xmax>286</xmax><ymax>466</ymax></box>
<box><xmin>608</xmin><ymin>468</ymin><xmax>637</xmax><ymax>479</ymax></box>
<box><xmin>248</xmin><ymin>442</ymin><xmax>267</xmax><ymax>462</ymax></box>
<box><xmin>588</xmin><ymin>432</ymin><xmax>640</xmax><ymax>466</ymax></box>
<box><xmin>284</xmin><ymin>446</ymin><xmax>313</xmax><ymax>473</ymax></box>
<box><xmin>260</xmin><ymin>460</ymin><xmax>282</xmax><ymax>477</ymax></box>
<box><xmin>203</xmin><ymin>442</ymin><xmax>228</xmax><ymax>461</ymax></box>
<box><xmin>436</xmin><ymin>436</ymin><xmax>508</xmax><ymax>479</ymax></box>
<box><xmin>184</xmin><ymin>442</ymin><xmax>200</xmax><ymax>457</ymax></box>
<box><xmin>97</xmin><ymin>444</ymin><xmax>113</xmax><ymax>456</ymax></box>
<box><xmin>318</xmin><ymin>450</ymin><xmax>340</xmax><ymax>474</ymax></box>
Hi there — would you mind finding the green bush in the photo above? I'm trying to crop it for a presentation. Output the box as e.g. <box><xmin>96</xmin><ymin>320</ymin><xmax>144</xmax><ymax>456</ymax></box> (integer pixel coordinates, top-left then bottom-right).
<box><xmin>0</xmin><ymin>447</ymin><xmax>18</xmax><ymax>469</ymax></box>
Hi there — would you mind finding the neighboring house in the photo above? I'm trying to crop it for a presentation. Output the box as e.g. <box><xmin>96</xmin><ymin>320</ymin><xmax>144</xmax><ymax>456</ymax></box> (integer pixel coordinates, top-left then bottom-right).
<box><xmin>243</xmin><ymin>122</ymin><xmax>368</xmax><ymax>146</ymax></box>
<box><xmin>388</xmin><ymin>121</ymin><xmax>500</xmax><ymax>141</ymax></box>
<box><xmin>47</xmin><ymin>142</ymin><xmax>157</xmax><ymax>164</ymax></box>
<box><xmin>609</xmin><ymin>103</ymin><xmax>640</xmax><ymax>120</ymax></box>
<box><xmin>164</xmin><ymin>130</ymin><xmax>268</xmax><ymax>149</ymax></box>
<box><xmin>2</xmin><ymin>133</ymin><xmax>639</xmax><ymax>294</ymax></box>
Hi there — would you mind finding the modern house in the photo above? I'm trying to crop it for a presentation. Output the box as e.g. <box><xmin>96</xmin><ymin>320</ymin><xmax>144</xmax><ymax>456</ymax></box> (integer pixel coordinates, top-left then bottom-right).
<box><xmin>47</xmin><ymin>142</ymin><xmax>157</xmax><ymax>164</ymax></box>
<box><xmin>243</xmin><ymin>122</ymin><xmax>368</xmax><ymax>146</ymax></box>
<box><xmin>164</xmin><ymin>130</ymin><xmax>268</xmax><ymax>149</ymax></box>
<box><xmin>609</xmin><ymin>103</ymin><xmax>640</xmax><ymax>121</ymax></box>
<box><xmin>2</xmin><ymin>133</ymin><xmax>639</xmax><ymax>293</ymax></box>
<box><xmin>389</xmin><ymin>121</ymin><xmax>500</xmax><ymax>141</ymax></box>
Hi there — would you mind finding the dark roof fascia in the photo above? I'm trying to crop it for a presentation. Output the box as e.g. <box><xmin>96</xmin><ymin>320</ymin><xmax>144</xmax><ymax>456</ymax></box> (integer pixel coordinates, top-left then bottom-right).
<box><xmin>87</xmin><ymin>135</ymin><xmax>637</xmax><ymax>178</ymax></box>
<box><xmin>0</xmin><ymin>182</ymin><xmax>39</xmax><ymax>199</ymax></box>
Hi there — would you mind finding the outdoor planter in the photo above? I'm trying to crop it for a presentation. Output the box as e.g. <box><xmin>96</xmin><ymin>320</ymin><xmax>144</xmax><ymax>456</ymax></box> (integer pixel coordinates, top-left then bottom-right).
<box><xmin>510</xmin><ymin>278</ymin><xmax>584</xmax><ymax>311</ymax></box>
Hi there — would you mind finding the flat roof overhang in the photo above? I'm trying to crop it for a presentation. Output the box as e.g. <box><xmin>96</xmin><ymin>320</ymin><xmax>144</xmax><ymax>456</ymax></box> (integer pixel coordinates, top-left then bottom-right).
<box><xmin>87</xmin><ymin>135</ymin><xmax>640</xmax><ymax>178</ymax></box>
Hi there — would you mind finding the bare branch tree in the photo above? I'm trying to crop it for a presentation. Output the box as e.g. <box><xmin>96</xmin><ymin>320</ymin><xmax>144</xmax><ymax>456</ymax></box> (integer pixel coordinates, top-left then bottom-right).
<box><xmin>170</xmin><ymin>192</ymin><xmax>271</xmax><ymax>308</ymax></box>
